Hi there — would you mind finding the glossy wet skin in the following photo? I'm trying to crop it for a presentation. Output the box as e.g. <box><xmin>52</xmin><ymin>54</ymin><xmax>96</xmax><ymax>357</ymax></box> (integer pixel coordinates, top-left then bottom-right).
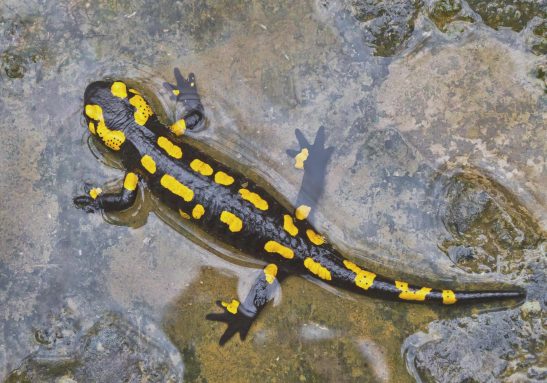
<box><xmin>83</xmin><ymin>81</ymin><xmax>346</xmax><ymax>274</ymax></box>
<box><xmin>80</xmin><ymin>79</ymin><xmax>523</xmax><ymax>326</ymax></box>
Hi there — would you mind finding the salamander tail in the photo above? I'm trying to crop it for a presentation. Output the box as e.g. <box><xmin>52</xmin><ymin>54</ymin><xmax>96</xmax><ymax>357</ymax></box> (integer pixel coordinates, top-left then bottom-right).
<box><xmin>433</xmin><ymin>289</ymin><xmax>525</xmax><ymax>304</ymax></box>
<box><xmin>339</xmin><ymin>259</ymin><xmax>525</xmax><ymax>305</ymax></box>
<box><xmin>368</xmin><ymin>278</ymin><xmax>525</xmax><ymax>305</ymax></box>
<box><xmin>361</xmin><ymin>277</ymin><xmax>525</xmax><ymax>305</ymax></box>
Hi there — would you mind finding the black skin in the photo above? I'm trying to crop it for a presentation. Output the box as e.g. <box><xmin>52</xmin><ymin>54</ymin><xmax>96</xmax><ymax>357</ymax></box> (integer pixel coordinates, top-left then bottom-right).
<box><xmin>163</xmin><ymin>68</ymin><xmax>204</xmax><ymax>131</ymax></box>
<box><xmin>206</xmin><ymin>271</ymin><xmax>288</xmax><ymax>345</ymax></box>
<box><xmin>74</xmin><ymin>181</ymin><xmax>139</xmax><ymax>213</ymax></box>
<box><xmin>75</xmin><ymin>68</ymin><xmax>524</xmax><ymax>345</ymax></box>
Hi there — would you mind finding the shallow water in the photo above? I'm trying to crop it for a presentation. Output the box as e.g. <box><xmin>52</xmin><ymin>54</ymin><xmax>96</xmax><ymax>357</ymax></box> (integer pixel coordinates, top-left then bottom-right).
<box><xmin>1</xmin><ymin>1</ymin><xmax>545</xmax><ymax>382</ymax></box>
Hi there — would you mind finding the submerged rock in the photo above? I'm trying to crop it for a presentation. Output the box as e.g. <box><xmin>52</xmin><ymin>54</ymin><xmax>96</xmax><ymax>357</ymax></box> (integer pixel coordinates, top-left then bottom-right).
<box><xmin>530</xmin><ymin>19</ymin><xmax>546</xmax><ymax>55</ymax></box>
<box><xmin>404</xmin><ymin>301</ymin><xmax>546</xmax><ymax>383</ymax></box>
<box><xmin>428</xmin><ymin>0</ymin><xmax>460</xmax><ymax>28</ymax></box>
<box><xmin>446</xmin><ymin>245</ymin><xmax>475</xmax><ymax>264</ymax></box>
<box><xmin>1</xmin><ymin>50</ymin><xmax>26</xmax><ymax>78</ymax></box>
<box><xmin>467</xmin><ymin>0</ymin><xmax>546</xmax><ymax>32</ymax></box>
<box><xmin>442</xmin><ymin>176</ymin><xmax>492</xmax><ymax>235</ymax></box>
<box><xmin>5</xmin><ymin>313</ymin><xmax>182</xmax><ymax>383</ymax></box>
<box><xmin>520</xmin><ymin>300</ymin><xmax>541</xmax><ymax>319</ymax></box>
<box><xmin>439</xmin><ymin>171</ymin><xmax>544</xmax><ymax>274</ymax></box>
<box><xmin>348</xmin><ymin>0</ymin><xmax>422</xmax><ymax>56</ymax></box>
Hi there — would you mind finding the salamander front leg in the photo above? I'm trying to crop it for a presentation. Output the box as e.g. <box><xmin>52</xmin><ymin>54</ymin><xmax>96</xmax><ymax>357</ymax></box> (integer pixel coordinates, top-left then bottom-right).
<box><xmin>73</xmin><ymin>172</ymin><xmax>140</xmax><ymax>213</ymax></box>
<box><xmin>286</xmin><ymin>126</ymin><xmax>334</xmax><ymax>220</ymax></box>
<box><xmin>163</xmin><ymin>67</ymin><xmax>205</xmax><ymax>134</ymax></box>
<box><xmin>206</xmin><ymin>264</ymin><xmax>285</xmax><ymax>346</ymax></box>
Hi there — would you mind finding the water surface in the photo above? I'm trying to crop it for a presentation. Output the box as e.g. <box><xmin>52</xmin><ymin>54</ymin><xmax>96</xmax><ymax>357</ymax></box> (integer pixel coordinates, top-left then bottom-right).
<box><xmin>1</xmin><ymin>1</ymin><xmax>545</xmax><ymax>382</ymax></box>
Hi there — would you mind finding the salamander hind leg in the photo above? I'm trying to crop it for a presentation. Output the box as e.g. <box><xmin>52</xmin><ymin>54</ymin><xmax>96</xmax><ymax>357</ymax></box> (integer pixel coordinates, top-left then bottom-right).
<box><xmin>287</xmin><ymin>126</ymin><xmax>334</xmax><ymax>220</ymax></box>
<box><xmin>206</xmin><ymin>264</ymin><xmax>284</xmax><ymax>346</ymax></box>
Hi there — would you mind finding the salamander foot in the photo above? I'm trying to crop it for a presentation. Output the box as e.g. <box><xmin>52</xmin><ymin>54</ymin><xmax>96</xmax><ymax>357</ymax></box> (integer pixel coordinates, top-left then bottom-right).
<box><xmin>206</xmin><ymin>300</ymin><xmax>254</xmax><ymax>346</ymax></box>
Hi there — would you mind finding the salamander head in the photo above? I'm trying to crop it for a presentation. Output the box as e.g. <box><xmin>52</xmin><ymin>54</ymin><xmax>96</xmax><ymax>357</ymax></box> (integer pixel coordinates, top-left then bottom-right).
<box><xmin>83</xmin><ymin>80</ymin><xmax>152</xmax><ymax>151</ymax></box>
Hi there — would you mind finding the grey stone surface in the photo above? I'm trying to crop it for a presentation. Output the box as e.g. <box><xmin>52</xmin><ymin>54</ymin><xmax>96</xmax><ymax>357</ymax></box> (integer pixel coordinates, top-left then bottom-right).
<box><xmin>404</xmin><ymin>293</ymin><xmax>545</xmax><ymax>382</ymax></box>
<box><xmin>5</xmin><ymin>310</ymin><xmax>182</xmax><ymax>382</ymax></box>
<box><xmin>1</xmin><ymin>0</ymin><xmax>545</xmax><ymax>382</ymax></box>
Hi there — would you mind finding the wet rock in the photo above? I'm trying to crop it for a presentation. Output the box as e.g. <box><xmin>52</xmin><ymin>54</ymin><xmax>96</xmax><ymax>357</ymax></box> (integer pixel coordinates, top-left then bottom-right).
<box><xmin>526</xmin><ymin>367</ymin><xmax>547</xmax><ymax>381</ymax></box>
<box><xmin>520</xmin><ymin>300</ymin><xmax>541</xmax><ymax>319</ymax></box>
<box><xmin>403</xmin><ymin>305</ymin><xmax>546</xmax><ymax>383</ymax></box>
<box><xmin>439</xmin><ymin>172</ymin><xmax>544</xmax><ymax>274</ymax></box>
<box><xmin>466</xmin><ymin>0</ymin><xmax>546</xmax><ymax>32</ymax></box>
<box><xmin>348</xmin><ymin>0</ymin><xmax>422</xmax><ymax>56</ymax></box>
<box><xmin>5</xmin><ymin>313</ymin><xmax>182</xmax><ymax>382</ymax></box>
<box><xmin>1</xmin><ymin>0</ymin><xmax>546</xmax><ymax>381</ymax></box>
<box><xmin>531</xmin><ymin>19</ymin><xmax>546</xmax><ymax>55</ymax></box>
<box><xmin>443</xmin><ymin>176</ymin><xmax>492</xmax><ymax>234</ymax></box>
<box><xmin>535</xmin><ymin>62</ymin><xmax>546</xmax><ymax>90</ymax></box>
<box><xmin>446</xmin><ymin>245</ymin><xmax>474</xmax><ymax>263</ymax></box>
<box><xmin>1</xmin><ymin>50</ymin><xmax>26</xmax><ymax>78</ymax></box>
<box><xmin>427</xmin><ymin>0</ymin><xmax>464</xmax><ymax>30</ymax></box>
<box><xmin>0</xmin><ymin>15</ymin><xmax>47</xmax><ymax>80</ymax></box>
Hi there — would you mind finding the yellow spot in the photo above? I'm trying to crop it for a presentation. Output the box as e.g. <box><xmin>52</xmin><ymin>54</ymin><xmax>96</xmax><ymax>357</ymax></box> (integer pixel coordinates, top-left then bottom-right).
<box><xmin>85</xmin><ymin>104</ymin><xmax>103</xmax><ymax>120</ymax></box>
<box><xmin>103</xmin><ymin>130</ymin><xmax>125</xmax><ymax>150</ymax></box>
<box><xmin>160</xmin><ymin>174</ymin><xmax>194</xmax><ymax>202</ymax></box>
<box><xmin>221</xmin><ymin>299</ymin><xmax>239</xmax><ymax>314</ymax></box>
<box><xmin>141</xmin><ymin>155</ymin><xmax>157</xmax><ymax>174</ymax></box>
<box><xmin>294</xmin><ymin>148</ymin><xmax>309</xmax><ymax>169</ymax></box>
<box><xmin>214</xmin><ymin>171</ymin><xmax>235</xmax><ymax>186</ymax></box>
<box><xmin>89</xmin><ymin>188</ymin><xmax>102</xmax><ymax>200</ymax></box>
<box><xmin>343</xmin><ymin>260</ymin><xmax>376</xmax><ymax>290</ymax></box>
<box><xmin>85</xmin><ymin>104</ymin><xmax>126</xmax><ymax>150</ymax></box>
<box><xmin>395</xmin><ymin>281</ymin><xmax>432</xmax><ymax>301</ymax></box>
<box><xmin>192</xmin><ymin>204</ymin><xmax>205</xmax><ymax>219</ymax></box>
<box><xmin>172</xmin><ymin>89</ymin><xmax>180</xmax><ymax>96</ymax></box>
<box><xmin>442</xmin><ymin>290</ymin><xmax>457</xmax><ymax>305</ymax></box>
<box><xmin>170</xmin><ymin>119</ymin><xmax>186</xmax><ymax>136</ymax></box>
<box><xmin>123</xmin><ymin>172</ymin><xmax>138</xmax><ymax>191</ymax></box>
<box><xmin>283</xmin><ymin>215</ymin><xmax>298</xmax><ymax>236</ymax></box>
<box><xmin>239</xmin><ymin>189</ymin><xmax>269</xmax><ymax>211</ymax></box>
<box><xmin>179</xmin><ymin>210</ymin><xmax>191</xmax><ymax>220</ymax></box>
<box><xmin>129</xmin><ymin>95</ymin><xmax>153</xmax><ymax>125</ymax></box>
<box><xmin>220</xmin><ymin>211</ymin><xmax>243</xmax><ymax>232</ymax></box>
<box><xmin>295</xmin><ymin>205</ymin><xmax>311</xmax><ymax>220</ymax></box>
<box><xmin>111</xmin><ymin>81</ymin><xmax>127</xmax><ymax>98</ymax></box>
<box><xmin>190</xmin><ymin>159</ymin><xmax>213</xmax><ymax>176</ymax></box>
<box><xmin>304</xmin><ymin>258</ymin><xmax>332</xmax><ymax>281</ymax></box>
<box><xmin>306</xmin><ymin>229</ymin><xmax>325</xmax><ymax>245</ymax></box>
<box><xmin>128</xmin><ymin>88</ymin><xmax>140</xmax><ymax>95</ymax></box>
<box><xmin>264</xmin><ymin>264</ymin><xmax>278</xmax><ymax>284</ymax></box>
<box><xmin>157</xmin><ymin>136</ymin><xmax>182</xmax><ymax>159</ymax></box>
<box><xmin>264</xmin><ymin>241</ymin><xmax>294</xmax><ymax>259</ymax></box>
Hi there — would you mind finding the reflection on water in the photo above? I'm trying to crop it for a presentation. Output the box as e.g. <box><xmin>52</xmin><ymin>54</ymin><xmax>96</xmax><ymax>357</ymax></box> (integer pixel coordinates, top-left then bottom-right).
<box><xmin>1</xmin><ymin>0</ymin><xmax>545</xmax><ymax>382</ymax></box>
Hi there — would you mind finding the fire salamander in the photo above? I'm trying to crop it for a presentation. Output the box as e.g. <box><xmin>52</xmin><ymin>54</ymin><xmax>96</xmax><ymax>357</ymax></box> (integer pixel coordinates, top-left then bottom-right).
<box><xmin>75</xmin><ymin>68</ymin><xmax>524</xmax><ymax>345</ymax></box>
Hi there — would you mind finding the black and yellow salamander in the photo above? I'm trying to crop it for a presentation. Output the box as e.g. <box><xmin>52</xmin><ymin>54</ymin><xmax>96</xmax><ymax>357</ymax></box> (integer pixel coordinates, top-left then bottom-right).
<box><xmin>75</xmin><ymin>68</ymin><xmax>524</xmax><ymax>345</ymax></box>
